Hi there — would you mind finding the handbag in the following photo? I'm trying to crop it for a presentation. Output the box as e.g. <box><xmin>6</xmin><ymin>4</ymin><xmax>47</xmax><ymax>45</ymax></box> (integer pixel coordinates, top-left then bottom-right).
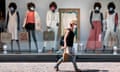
<box><xmin>60</xmin><ymin>36</ymin><xmax>64</xmax><ymax>46</ymax></box>
<box><xmin>19</xmin><ymin>31</ymin><xmax>28</xmax><ymax>41</ymax></box>
<box><xmin>43</xmin><ymin>31</ymin><xmax>54</xmax><ymax>41</ymax></box>
<box><xmin>0</xmin><ymin>32</ymin><xmax>12</xmax><ymax>42</ymax></box>
<box><xmin>63</xmin><ymin>48</ymin><xmax>69</xmax><ymax>62</ymax></box>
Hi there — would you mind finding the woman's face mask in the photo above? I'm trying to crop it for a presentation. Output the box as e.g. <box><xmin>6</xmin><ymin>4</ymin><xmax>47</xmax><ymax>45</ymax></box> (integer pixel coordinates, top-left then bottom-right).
<box><xmin>74</xmin><ymin>25</ymin><xmax>77</xmax><ymax>29</ymax></box>
<box><xmin>73</xmin><ymin>25</ymin><xmax>77</xmax><ymax>32</ymax></box>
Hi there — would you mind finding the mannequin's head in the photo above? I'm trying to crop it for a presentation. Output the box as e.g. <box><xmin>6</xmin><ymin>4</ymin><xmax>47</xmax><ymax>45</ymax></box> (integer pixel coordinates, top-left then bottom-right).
<box><xmin>27</xmin><ymin>2</ymin><xmax>36</xmax><ymax>11</ymax></box>
<box><xmin>49</xmin><ymin>1</ymin><xmax>57</xmax><ymax>12</ymax></box>
<box><xmin>94</xmin><ymin>2</ymin><xmax>101</xmax><ymax>13</ymax></box>
<box><xmin>107</xmin><ymin>2</ymin><xmax>116</xmax><ymax>14</ymax></box>
<box><xmin>8</xmin><ymin>2</ymin><xmax>17</xmax><ymax>11</ymax></box>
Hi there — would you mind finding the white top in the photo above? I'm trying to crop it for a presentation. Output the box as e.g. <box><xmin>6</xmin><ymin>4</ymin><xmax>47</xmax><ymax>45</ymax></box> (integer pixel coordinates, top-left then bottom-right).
<box><xmin>106</xmin><ymin>12</ymin><xmax>116</xmax><ymax>31</ymax></box>
<box><xmin>92</xmin><ymin>12</ymin><xmax>101</xmax><ymax>21</ymax></box>
<box><xmin>46</xmin><ymin>10</ymin><xmax>59</xmax><ymax>28</ymax></box>
<box><xmin>8</xmin><ymin>11</ymin><xmax>18</xmax><ymax>40</ymax></box>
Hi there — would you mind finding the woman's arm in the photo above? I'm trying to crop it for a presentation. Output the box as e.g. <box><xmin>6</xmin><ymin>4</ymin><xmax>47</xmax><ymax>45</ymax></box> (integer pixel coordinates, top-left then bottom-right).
<box><xmin>63</xmin><ymin>29</ymin><xmax>69</xmax><ymax>48</ymax></box>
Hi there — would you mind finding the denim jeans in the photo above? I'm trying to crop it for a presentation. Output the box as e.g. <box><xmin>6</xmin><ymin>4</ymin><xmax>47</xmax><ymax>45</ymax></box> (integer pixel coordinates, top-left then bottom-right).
<box><xmin>55</xmin><ymin>47</ymin><xmax>78</xmax><ymax>70</ymax></box>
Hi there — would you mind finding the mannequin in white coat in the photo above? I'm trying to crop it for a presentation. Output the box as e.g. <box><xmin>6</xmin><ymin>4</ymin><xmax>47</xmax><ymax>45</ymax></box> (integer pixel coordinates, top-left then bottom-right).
<box><xmin>43</xmin><ymin>1</ymin><xmax>59</xmax><ymax>51</ymax></box>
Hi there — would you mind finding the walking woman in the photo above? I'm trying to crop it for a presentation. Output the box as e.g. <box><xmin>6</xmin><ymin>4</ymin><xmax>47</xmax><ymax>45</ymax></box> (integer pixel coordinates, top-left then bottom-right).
<box><xmin>23</xmin><ymin>2</ymin><xmax>41</xmax><ymax>52</ymax></box>
<box><xmin>54</xmin><ymin>21</ymin><xmax>81</xmax><ymax>72</ymax></box>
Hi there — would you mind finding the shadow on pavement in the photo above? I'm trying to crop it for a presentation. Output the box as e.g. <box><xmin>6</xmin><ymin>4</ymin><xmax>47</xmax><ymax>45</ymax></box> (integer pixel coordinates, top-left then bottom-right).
<box><xmin>59</xmin><ymin>69</ymin><xmax>108</xmax><ymax>72</ymax></box>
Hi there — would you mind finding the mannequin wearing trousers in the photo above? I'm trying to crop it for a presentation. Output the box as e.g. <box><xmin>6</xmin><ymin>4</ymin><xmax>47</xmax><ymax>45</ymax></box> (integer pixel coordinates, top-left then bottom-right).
<box><xmin>86</xmin><ymin>2</ymin><xmax>103</xmax><ymax>50</ymax></box>
<box><xmin>44</xmin><ymin>2</ymin><xmax>59</xmax><ymax>51</ymax></box>
<box><xmin>103</xmin><ymin>2</ymin><xmax>118</xmax><ymax>49</ymax></box>
<box><xmin>6</xmin><ymin>2</ymin><xmax>20</xmax><ymax>52</ymax></box>
<box><xmin>23</xmin><ymin>2</ymin><xmax>41</xmax><ymax>52</ymax></box>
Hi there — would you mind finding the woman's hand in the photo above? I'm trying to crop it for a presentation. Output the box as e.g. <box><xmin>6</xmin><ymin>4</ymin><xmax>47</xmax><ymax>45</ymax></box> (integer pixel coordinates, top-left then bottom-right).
<box><xmin>63</xmin><ymin>43</ymin><xmax>67</xmax><ymax>49</ymax></box>
<box><xmin>61</xmin><ymin>46</ymin><xmax>66</xmax><ymax>49</ymax></box>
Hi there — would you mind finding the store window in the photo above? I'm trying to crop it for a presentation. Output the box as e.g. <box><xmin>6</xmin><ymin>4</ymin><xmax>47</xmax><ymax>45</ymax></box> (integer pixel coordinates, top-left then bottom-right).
<box><xmin>0</xmin><ymin>0</ymin><xmax>119</xmax><ymax>56</ymax></box>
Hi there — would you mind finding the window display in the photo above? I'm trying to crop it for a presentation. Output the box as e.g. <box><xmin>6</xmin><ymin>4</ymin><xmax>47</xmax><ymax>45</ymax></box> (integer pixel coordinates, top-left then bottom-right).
<box><xmin>0</xmin><ymin>0</ymin><xmax>119</xmax><ymax>60</ymax></box>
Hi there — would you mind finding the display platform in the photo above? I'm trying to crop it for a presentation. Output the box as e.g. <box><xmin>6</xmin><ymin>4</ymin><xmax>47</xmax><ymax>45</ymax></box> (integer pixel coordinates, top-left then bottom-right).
<box><xmin>0</xmin><ymin>53</ymin><xmax>120</xmax><ymax>62</ymax></box>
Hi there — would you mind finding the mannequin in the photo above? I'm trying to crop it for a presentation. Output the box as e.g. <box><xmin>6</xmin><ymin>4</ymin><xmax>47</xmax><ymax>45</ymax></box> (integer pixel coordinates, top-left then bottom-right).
<box><xmin>86</xmin><ymin>2</ymin><xmax>103</xmax><ymax>51</ymax></box>
<box><xmin>43</xmin><ymin>1</ymin><xmax>59</xmax><ymax>51</ymax></box>
<box><xmin>6</xmin><ymin>2</ymin><xmax>20</xmax><ymax>53</ymax></box>
<box><xmin>23</xmin><ymin>2</ymin><xmax>41</xmax><ymax>52</ymax></box>
<box><xmin>104</xmin><ymin>2</ymin><xmax>118</xmax><ymax>49</ymax></box>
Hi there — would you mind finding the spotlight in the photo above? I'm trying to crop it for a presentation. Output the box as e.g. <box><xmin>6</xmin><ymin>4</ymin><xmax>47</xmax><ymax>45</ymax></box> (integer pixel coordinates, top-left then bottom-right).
<box><xmin>3</xmin><ymin>44</ymin><xmax>8</xmax><ymax>54</ymax></box>
<box><xmin>113</xmin><ymin>46</ymin><xmax>117</xmax><ymax>55</ymax></box>
<box><xmin>80</xmin><ymin>43</ymin><xmax>84</xmax><ymax>53</ymax></box>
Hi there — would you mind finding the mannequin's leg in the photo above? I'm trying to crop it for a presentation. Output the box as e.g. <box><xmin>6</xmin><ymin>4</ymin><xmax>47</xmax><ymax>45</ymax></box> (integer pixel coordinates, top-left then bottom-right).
<box><xmin>53</xmin><ymin>28</ymin><xmax>58</xmax><ymax>51</ymax></box>
<box><xmin>28</xmin><ymin>31</ymin><xmax>31</xmax><ymax>52</ymax></box>
<box><xmin>11</xmin><ymin>40</ymin><xmax>13</xmax><ymax>52</ymax></box>
<box><xmin>103</xmin><ymin>30</ymin><xmax>110</xmax><ymax>51</ymax></box>
<box><xmin>16</xmin><ymin>40</ymin><xmax>20</xmax><ymax>52</ymax></box>
<box><xmin>32</xmin><ymin>30</ymin><xmax>38</xmax><ymax>52</ymax></box>
<box><xmin>43</xmin><ymin>41</ymin><xmax>47</xmax><ymax>52</ymax></box>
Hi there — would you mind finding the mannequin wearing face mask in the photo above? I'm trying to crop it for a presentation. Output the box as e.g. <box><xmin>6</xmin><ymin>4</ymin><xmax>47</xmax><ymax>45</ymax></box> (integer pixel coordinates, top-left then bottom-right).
<box><xmin>23</xmin><ymin>2</ymin><xmax>41</xmax><ymax>52</ymax></box>
<box><xmin>104</xmin><ymin>2</ymin><xmax>118</xmax><ymax>49</ymax></box>
<box><xmin>86</xmin><ymin>2</ymin><xmax>103</xmax><ymax>51</ymax></box>
<box><xmin>43</xmin><ymin>1</ymin><xmax>59</xmax><ymax>51</ymax></box>
<box><xmin>6</xmin><ymin>2</ymin><xmax>20</xmax><ymax>53</ymax></box>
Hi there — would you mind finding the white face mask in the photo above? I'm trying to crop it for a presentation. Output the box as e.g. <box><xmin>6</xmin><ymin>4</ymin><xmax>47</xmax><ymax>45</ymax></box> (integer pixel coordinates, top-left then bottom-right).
<box><xmin>30</xmin><ymin>7</ymin><xmax>34</xmax><ymax>11</ymax></box>
<box><xmin>109</xmin><ymin>7</ymin><xmax>113</xmax><ymax>11</ymax></box>
<box><xmin>95</xmin><ymin>7</ymin><xmax>99</xmax><ymax>11</ymax></box>
<box><xmin>73</xmin><ymin>25</ymin><xmax>77</xmax><ymax>32</ymax></box>
<box><xmin>74</xmin><ymin>25</ymin><xmax>77</xmax><ymax>29</ymax></box>
<box><xmin>10</xmin><ymin>7</ymin><xmax>14</xmax><ymax>11</ymax></box>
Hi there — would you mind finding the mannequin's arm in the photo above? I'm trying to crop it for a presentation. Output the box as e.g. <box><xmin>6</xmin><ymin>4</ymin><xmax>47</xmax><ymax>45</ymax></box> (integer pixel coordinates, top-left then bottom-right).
<box><xmin>114</xmin><ymin>13</ymin><xmax>118</xmax><ymax>32</ymax></box>
<box><xmin>46</xmin><ymin>11</ymin><xmax>51</xmax><ymax>29</ymax></box>
<box><xmin>17</xmin><ymin>11</ymin><xmax>20</xmax><ymax>31</ymax></box>
<box><xmin>101</xmin><ymin>13</ymin><xmax>103</xmax><ymax>32</ymax></box>
<box><xmin>6</xmin><ymin>12</ymin><xmax>9</xmax><ymax>29</ymax></box>
<box><xmin>90</xmin><ymin>11</ymin><xmax>94</xmax><ymax>29</ymax></box>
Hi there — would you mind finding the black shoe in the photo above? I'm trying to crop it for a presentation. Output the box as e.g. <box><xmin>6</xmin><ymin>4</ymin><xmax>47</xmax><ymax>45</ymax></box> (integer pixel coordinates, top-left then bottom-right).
<box><xmin>75</xmin><ymin>69</ymin><xmax>82</xmax><ymax>72</ymax></box>
<box><xmin>54</xmin><ymin>66</ymin><xmax>59</xmax><ymax>71</ymax></box>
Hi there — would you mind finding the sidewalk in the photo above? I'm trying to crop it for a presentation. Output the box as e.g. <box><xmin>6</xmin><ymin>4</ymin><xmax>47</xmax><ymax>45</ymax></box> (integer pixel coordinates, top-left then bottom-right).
<box><xmin>0</xmin><ymin>62</ymin><xmax>119</xmax><ymax>72</ymax></box>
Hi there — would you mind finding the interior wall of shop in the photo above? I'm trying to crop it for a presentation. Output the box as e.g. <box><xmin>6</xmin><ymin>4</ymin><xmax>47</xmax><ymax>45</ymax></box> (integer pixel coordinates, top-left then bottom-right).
<box><xmin>6</xmin><ymin>0</ymin><xmax>120</xmax><ymax>51</ymax></box>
